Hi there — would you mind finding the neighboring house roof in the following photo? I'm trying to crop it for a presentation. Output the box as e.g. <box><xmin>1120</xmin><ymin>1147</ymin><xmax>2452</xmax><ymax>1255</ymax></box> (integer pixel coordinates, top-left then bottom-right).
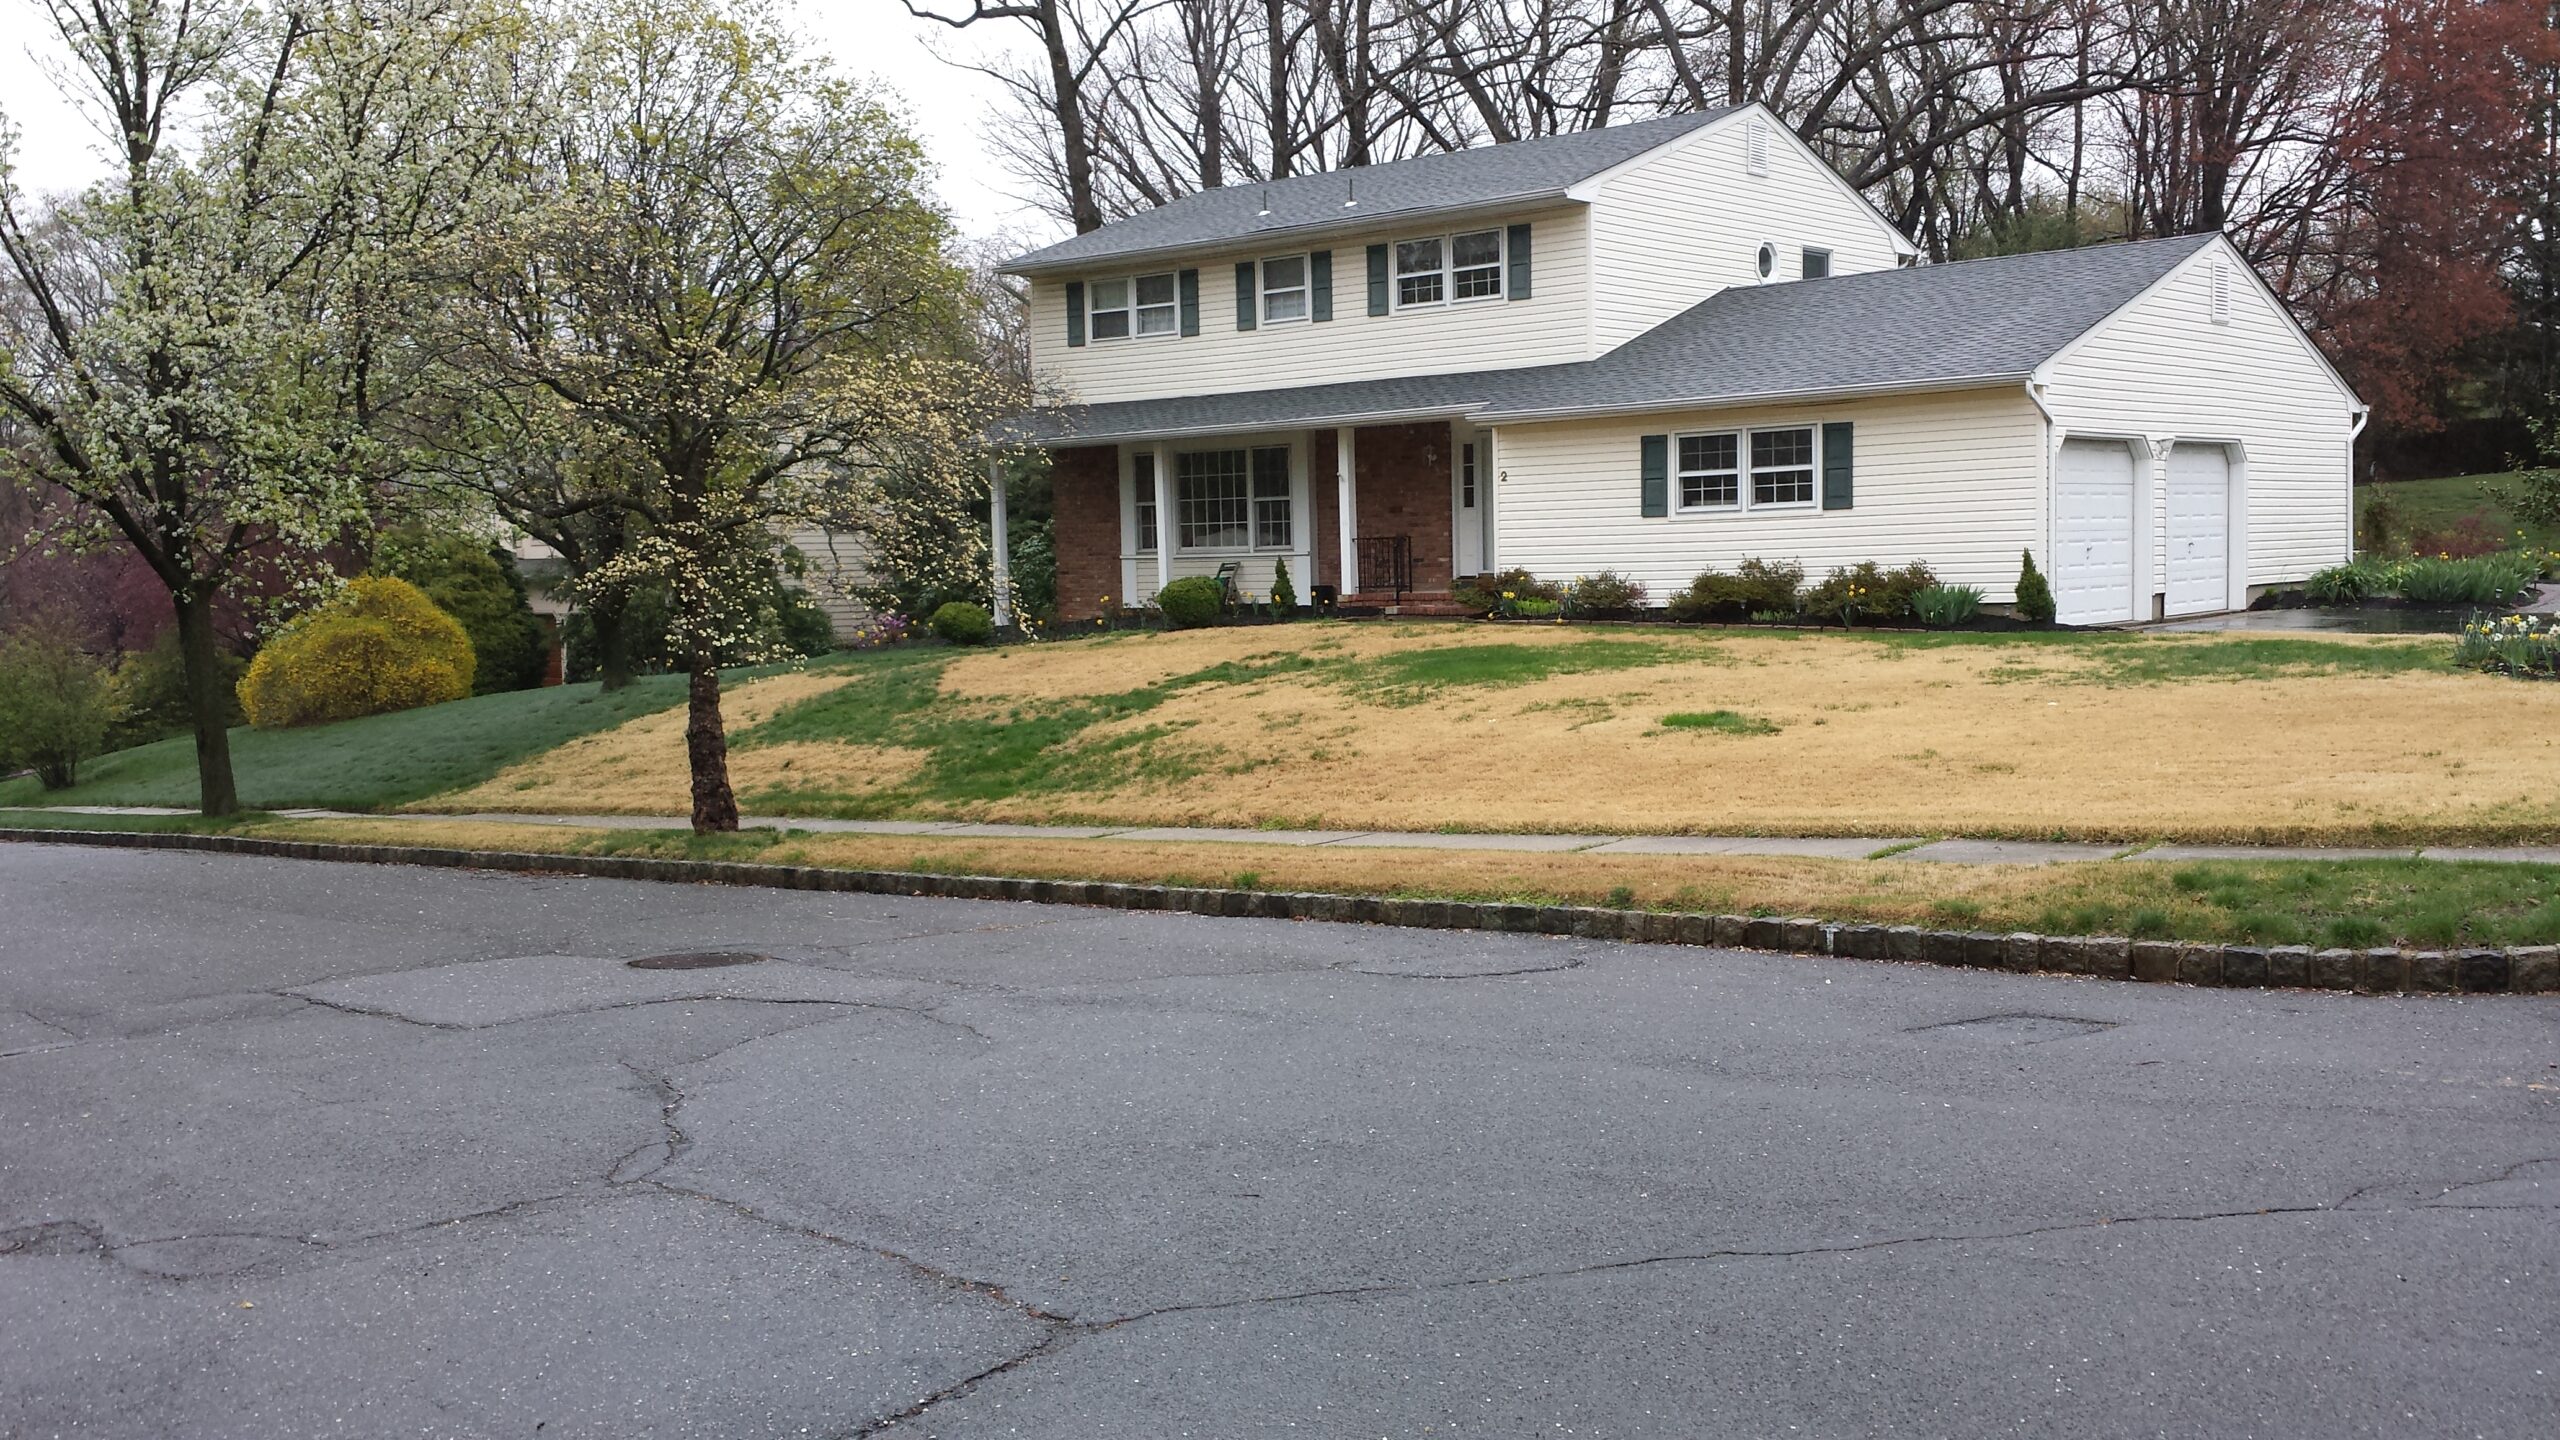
<box><xmin>1001</xmin><ymin>109</ymin><xmax>1739</xmax><ymax>276</ymax></box>
<box><xmin>1004</xmin><ymin>233</ymin><xmax>2222</xmax><ymax>445</ymax></box>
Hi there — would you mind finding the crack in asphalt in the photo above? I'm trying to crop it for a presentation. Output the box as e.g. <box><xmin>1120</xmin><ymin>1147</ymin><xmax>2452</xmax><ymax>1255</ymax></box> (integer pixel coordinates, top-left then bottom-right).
<box><xmin>838</xmin><ymin>1328</ymin><xmax>1088</xmax><ymax>1439</ymax></box>
<box><xmin>283</xmin><ymin>987</ymin><xmax>996</xmax><ymax>1040</ymax></box>
<box><xmin>1088</xmin><ymin>1181</ymin><xmax>2560</xmax><ymax>1329</ymax></box>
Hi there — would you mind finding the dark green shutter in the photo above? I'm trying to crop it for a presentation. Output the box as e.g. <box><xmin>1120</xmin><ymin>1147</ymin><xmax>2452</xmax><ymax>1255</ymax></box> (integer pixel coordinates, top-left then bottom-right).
<box><xmin>1310</xmin><ymin>250</ymin><xmax>1333</xmax><ymax>321</ymax></box>
<box><xmin>1821</xmin><ymin>421</ymin><xmax>1853</xmax><ymax>510</ymax></box>
<box><xmin>1506</xmin><ymin>222</ymin><xmax>1532</xmax><ymax>300</ymax></box>
<box><xmin>1640</xmin><ymin>434</ymin><xmax>1669</xmax><ymax>517</ymax></box>
<box><xmin>1178</xmin><ymin>268</ymin><xmax>1200</xmax><ymax>336</ymax></box>
<box><xmin>1234</xmin><ymin>261</ymin><xmax>1257</xmax><ymax>331</ymax></box>
<box><xmin>1366</xmin><ymin>243</ymin><xmax>1389</xmax><ymax>315</ymax></box>
<box><xmin>1066</xmin><ymin>281</ymin><xmax>1085</xmax><ymax>347</ymax></box>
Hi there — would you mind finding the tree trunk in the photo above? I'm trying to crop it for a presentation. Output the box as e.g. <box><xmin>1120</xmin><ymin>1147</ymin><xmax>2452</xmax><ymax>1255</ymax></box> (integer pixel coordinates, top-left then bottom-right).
<box><xmin>174</xmin><ymin>596</ymin><xmax>240</xmax><ymax>817</ymax></box>
<box><xmin>685</xmin><ymin>659</ymin><xmax>740</xmax><ymax>833</ymax></box>
<box><xmin>588</xmin><ymin>590</ymin><xmax>634</xmax><ymax>693</ymax></box>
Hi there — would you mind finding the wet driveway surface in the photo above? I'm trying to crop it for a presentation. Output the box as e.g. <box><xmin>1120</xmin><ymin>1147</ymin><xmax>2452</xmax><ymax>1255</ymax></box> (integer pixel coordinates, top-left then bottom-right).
<box><xmin>3</xmin><ymin>841</ymin><xmax>2556</xmax><ymax>1438</ymax></box>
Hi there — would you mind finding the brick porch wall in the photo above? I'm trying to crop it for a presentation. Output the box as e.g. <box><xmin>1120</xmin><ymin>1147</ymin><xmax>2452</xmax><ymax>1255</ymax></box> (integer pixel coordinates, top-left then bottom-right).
<box><xmin>1349</xmin><ymin>421</ymin><xmax>1455</xmax><ymax>595</ymax></box>
<box><xmin>1050</xmin><ymin>445</ymin><xmax>1120</xmax><ymax>621</ymax></box>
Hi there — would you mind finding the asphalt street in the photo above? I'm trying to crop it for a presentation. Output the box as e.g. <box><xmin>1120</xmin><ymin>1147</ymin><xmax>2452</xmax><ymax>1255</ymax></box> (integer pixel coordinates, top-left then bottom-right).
<box><xmin>2</xmin><ymin>840</ymin><xmax>2555</xmax><ymax>1438</ymax></box>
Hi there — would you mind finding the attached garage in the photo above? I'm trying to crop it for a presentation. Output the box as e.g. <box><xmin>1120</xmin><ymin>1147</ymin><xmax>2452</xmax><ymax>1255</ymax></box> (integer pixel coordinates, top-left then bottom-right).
<box><xmin>2036</xmin><ymin>243</ymin><xmax>2362</xmax><ymax>622</ymax></box>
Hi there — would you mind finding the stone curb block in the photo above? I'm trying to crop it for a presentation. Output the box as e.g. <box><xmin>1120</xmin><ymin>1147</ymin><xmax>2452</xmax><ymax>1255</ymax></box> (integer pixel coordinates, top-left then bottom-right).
<box><xmin>8</xmin><ymin>827</ymin><xmax>2560</xmax><ymax>996</ymax></box>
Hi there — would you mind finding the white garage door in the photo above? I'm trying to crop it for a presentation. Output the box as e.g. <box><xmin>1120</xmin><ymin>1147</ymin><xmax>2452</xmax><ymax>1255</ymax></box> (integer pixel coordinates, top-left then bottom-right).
<box><xmin>2165</xmin><ymin>443</ymin><xmax>2232</xmax><ymax>616</ymax></box>
<box><xmin>2053</xmin><ymin>439</ymin><xmax>2137</xmax><ymax>626</ymax></box>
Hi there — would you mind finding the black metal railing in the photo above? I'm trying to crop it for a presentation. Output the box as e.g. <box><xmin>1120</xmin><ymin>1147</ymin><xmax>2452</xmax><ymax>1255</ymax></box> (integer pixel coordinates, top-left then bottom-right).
<box><xmin>1355</xmin><ymin>534</ymin><xmax>1414</xmax><ymax>601</ymax></box>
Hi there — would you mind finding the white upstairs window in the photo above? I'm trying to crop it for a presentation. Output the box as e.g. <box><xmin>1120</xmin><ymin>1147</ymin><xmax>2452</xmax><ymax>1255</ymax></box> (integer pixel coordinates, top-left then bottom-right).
<box><xmin>1394</xmin><ymin>229</ymin><xmax>1503</xmax><ymax>309</ymax></box>
<box><xmin>1091</xmin><ymin>273</ymin><xmax>1178</xmax><ymax>341</ymax></box>
<box><xmin>1261</xmin><ymin>255</ymin><xmax>1308</xmax><ymax>323</ymax></box>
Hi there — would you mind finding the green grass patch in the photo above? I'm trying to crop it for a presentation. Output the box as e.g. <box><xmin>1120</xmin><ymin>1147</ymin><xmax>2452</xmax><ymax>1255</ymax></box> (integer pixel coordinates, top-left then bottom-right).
<box><xmin>1658</xmin><ymin>709</ymin><xmax>1779</xmax><ymax>735</ymax></box>
<box><xmin>1328</xmin><ymin>639</ymin><xmax>1704</xmax><ymax>705</ymax></box>
<box><xmin>0</xmin><ymin>670</ymin><xmax>727</xmax><ymax>812</ymax></box>
<box><xmin>1982</xmin><ymin>636</ymin><xmax>2449</xmax><ymax>686</ymax></box>
<box><xmin>2055</xmin><ymin>857</ymin><xmax>2560</xmax><ymax>947</ymax></box>
<box><xmin>737</xmin><ymin>649</ymin><xmax>1322</xmax><ymax>815</ymax></box>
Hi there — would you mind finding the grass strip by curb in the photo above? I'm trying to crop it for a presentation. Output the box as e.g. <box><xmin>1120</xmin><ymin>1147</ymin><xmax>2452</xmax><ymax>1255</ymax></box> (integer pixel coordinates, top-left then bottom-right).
<box><xmin>7</xmin><ymin>826</ymin><xmax>2553</xmax><ymax>996</ymax></box>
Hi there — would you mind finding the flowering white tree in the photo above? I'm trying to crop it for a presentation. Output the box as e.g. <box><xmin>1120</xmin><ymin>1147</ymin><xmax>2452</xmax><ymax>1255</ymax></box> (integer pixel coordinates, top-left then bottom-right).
<box><xmin>0</xmin><ymin>0</ymin><xmax>515</xmax><ymax>813</ymax></box>
<box><xmin>428</xmin><ymin>0</ymin><xmax>1012</xmax><ymax>831</ymax></box>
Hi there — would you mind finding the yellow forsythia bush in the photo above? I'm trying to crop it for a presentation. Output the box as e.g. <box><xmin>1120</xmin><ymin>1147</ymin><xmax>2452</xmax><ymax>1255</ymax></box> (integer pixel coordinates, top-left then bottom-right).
<box><xmin>237</xmin><ymin>577</ymin><xmax>477</xmax><ymax>729</ymax></box>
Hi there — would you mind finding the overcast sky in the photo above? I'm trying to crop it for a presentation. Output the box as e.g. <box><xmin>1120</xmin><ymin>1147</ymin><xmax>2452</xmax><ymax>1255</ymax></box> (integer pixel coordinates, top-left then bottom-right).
<box><xmin>0</xmin><ymin>1</ymin><xmax>1066</xmax><ymax>244</ymax></box>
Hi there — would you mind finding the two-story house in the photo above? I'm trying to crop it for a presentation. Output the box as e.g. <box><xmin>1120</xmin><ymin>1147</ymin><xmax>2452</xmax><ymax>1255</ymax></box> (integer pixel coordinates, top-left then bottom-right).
<box><xmin>1003</xmin><ymin>104</ymin><xmax>2365</xmax><ymax>626</ymax></box>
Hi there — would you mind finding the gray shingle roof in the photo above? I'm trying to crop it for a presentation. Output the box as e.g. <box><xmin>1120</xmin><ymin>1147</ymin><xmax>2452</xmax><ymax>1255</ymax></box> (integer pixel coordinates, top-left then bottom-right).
<box><xmin>1003</xmin><ymin>234</ymin><xmax>2220</xmax><ymax>445</ymax></box>
<box><xmin>1001</xmin><ymin>110</ymin><xmax>1737</xmax><ymax>275</ymax></box>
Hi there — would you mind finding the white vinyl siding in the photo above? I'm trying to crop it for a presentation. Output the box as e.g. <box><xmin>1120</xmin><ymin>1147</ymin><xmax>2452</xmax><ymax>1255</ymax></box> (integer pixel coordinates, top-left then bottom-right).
<box><xmin>2038</xmin><ymin>243</ymin><xmax>2357</xmax><ymax>597</ymax></box>
<box><xmin>777</xmin><ymin>524</ymin><xmax>872</xmax><ymax>639</ymax></box>
<box><xmin>1492</xmin><ymin>388</ymin><xmax>2045</xmax><ymax>601</ymax></box>
<box><xmin>1585</xmin><ymin>117</ymin><xmax>1906</xmax><ymax>352</ymax></box>
<box><xmin>1028</xmin><ymin>204</ymin><xmax>1590</xmax><ymax>405</ymax></box>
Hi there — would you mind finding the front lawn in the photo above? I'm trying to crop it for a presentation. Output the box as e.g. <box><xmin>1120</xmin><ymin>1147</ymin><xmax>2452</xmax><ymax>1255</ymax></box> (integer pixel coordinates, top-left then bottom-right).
<box><xmin>405</xmin><ymin>622</ymin><xmax>2560</xmax><ymax>845</ymax></box>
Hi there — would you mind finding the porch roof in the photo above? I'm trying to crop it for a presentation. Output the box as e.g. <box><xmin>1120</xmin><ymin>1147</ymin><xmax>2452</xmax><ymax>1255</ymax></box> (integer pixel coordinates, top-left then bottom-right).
<box><xmin>1001</xmin><ymin>233</ymin><xmax>2219</xmax><ymax>448</ymax></box>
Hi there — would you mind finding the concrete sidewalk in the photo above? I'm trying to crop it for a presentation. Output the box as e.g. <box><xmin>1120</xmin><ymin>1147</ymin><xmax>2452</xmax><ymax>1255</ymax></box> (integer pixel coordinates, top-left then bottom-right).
<box><xmin>20</xmin><ymin>804</ymin><xmax>2559</xmax><ymax>867</ymax></box>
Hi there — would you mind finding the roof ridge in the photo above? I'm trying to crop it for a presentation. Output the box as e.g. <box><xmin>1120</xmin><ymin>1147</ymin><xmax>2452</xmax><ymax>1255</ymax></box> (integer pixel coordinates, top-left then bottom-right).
<box><xmin>1178</xmin><ymin>109</ymin><xmax>1723</xmax><ymax>203</ymax></box>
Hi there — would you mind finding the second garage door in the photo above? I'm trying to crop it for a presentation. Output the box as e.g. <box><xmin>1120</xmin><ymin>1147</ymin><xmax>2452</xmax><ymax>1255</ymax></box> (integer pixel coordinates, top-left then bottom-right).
<box><xmin>2054</xmin><ymin>438</ymin><xmax>2137</xmax><ymax>625</ymax></box>
<box><xmin>2165</xmin><ymin>442</ymin><xmax>2233</xmax><ymax>616</ymax></box>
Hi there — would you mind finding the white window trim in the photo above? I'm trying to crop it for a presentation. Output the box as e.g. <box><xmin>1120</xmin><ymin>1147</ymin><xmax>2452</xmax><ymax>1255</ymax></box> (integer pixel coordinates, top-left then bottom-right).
<box><xmin>1753</xmin><ymin>241</ymin><xmax>1778</xmax><ymax>284</ymax></box>
<box><xmin>1259</xmin><ymin>254</ymin><xmax>1311</xmax><ymax>326</ymax></box>
<box><xmin>1391</xmin><ymin>227</ymin><xmax>1506</xmax><ymax>311</ymax></box>
<box><xmin>1088</xmin><ymin>270</ymin><xmax>1181</xmax><ymax>343</ymax></box>
<box><xmin>1671</xmin><ymin>425</ymin><xmax>1822</xmax><ymax>516</ymax></box>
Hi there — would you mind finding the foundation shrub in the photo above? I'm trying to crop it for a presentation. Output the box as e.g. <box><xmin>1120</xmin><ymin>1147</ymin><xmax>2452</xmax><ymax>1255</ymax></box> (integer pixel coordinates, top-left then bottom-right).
<box><xmin>1561</xmin><ymin>570</ymin><xmax>1649</xmax><ymax>618</ymax></box>
<box><xmin>928</xmin><ymin>601</ymin><xmax>993</xmax><ymax>645</ymax></box>
<box><xmin>2015</xmin><ymin>549</ymin><xmax>2057</xmax><ymax>624</ymax></box>
<box><xmin>1803</xmin><ymin>561</ymin><xmax>1936</xmax><ymax>626</ymax></box>
<box><xmin>1665</xmin><ymin>558</ymin><xmax>1802</xmax><ymax>622</ymax></box>
<box><xmin>1454</xmin><ymin>568</ymin><xmax>1560</xmax><ymax>614</ymax></box>
<box><xmin>1156</xmin><ymin>575</ymin><xmax>1227</xmax><ymax>629</ymax></box>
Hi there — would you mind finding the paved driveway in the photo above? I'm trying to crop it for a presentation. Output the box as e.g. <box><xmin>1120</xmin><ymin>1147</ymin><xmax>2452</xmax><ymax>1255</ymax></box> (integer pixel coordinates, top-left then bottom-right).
<box><xmin>3</xmin><ymin>841</ymin><xmax>2556</xmax><ymax>1438</ymax></box>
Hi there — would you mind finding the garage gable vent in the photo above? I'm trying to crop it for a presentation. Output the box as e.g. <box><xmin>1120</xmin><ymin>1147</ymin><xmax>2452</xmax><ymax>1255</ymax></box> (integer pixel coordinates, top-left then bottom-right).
<box><xmin>1745</xmin><ymin>119</ymin><xmax>1770</xmax><ymax>177</ymax></box>
<box><xmin>2208</xmin><ymin>260</ymin><xmax>2231</xmax><ymax>325</ymax></box>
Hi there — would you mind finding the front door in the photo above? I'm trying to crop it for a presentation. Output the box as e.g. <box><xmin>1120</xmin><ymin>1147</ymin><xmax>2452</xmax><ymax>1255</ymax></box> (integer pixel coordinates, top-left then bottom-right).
<box><xmin>1454</xmin><ymin>433</ymin><xmax>1486</xmax><ymax>577</ymax></box>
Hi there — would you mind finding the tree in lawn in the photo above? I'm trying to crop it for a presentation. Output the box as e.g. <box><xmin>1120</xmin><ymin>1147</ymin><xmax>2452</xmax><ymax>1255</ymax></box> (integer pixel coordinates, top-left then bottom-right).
<box><xmin>0</xmin><ymin>0</ymin><xmax>512</xmax><ymax>814</ymax></box>
<box><xmin>431</xmin><ymin>0</ymin><xmax>1004</xmax><ymax>831</ymax></box>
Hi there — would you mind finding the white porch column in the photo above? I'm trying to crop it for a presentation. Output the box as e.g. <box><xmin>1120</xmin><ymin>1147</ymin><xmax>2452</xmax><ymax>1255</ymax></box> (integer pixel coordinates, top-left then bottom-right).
<box><xmin>1152</xmin><ymin>442</ymin><xmax>1174</xmax><ymax>596</ymax></box>
<box><xmin>1480</xmin><ymin>427</ymin><xmax>1498</xmax><ymax>573</ymax></box>
<box><xmin>1335</xmin><ymin>425</ymin><xmax>1358</xmax><ymax>595</ymax></box>
<box><xmin>987</xmin><ymin>456</ymin><xmax>1014</xmax><ymax>629</ymax></box>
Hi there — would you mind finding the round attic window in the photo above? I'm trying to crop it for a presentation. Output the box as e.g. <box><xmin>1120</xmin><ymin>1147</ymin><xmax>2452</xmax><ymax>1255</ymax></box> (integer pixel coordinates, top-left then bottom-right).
<box><xmin>1756</xmin><ymin>242</ymin><xmax>1776</xmax><ymax>279</ymax></box>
